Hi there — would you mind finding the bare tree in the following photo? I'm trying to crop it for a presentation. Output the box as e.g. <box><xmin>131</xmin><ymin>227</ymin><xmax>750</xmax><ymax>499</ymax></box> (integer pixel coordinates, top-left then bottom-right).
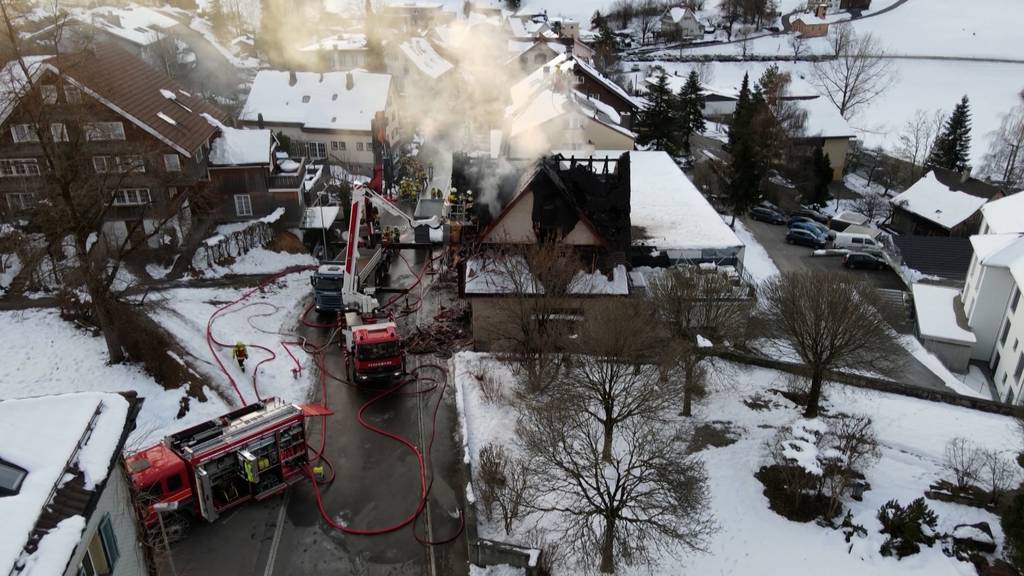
<box><xmin>981</xmin><ymin>104</ymin><xmax>1024</xmax><ymax>190</ymax></box>
<box><xmin>979</xmin><ymin>448</ymin><xmax>1016</xmax><ymax>504</ymax></box>
<box><xmin>788</xmin><ymin>34</ymin><xmax>806</xmax><ymax>59</ymax></box>
<box><xmin>558</xmin><ymin>302</ymin><xmax>679</xmax><ymax>461</ymax></box>
<box><xmin>479</xmin><ymin>243</ymin><xmax>583</xmax><ymax>393</ymax></box>
<box><xmin>812</xmin><ymin>28</ymin><xmax>894</xmax><ymax>119</ymax></box>
<box><xmin>759</xmin><ymin>273</ymin><xmax>896</xmax><ymax>418</ymax></box>
<box><xmin>944</xmin><ymin>437</ymin><xmax>982</xmax><ymax>491</ymax></box>
<box><xmin>820</xmin><ymin>413</ymin><xmax>880</xmax><ymax>517</ymax></box>
<box><xmin>0</xmin><ymin>5</ymin><xmax>203</xmax><ymax>362</ymax></box>
<box><xmin>735</xmin><ymin>27</ymin><xmax>754</xmax><ymax>59</ymax></box>
<box><xmin>896</xmin><ymin>109</ymin><xmax>945</xmax><ymax>182</ymax></box>
<box><xmin>852</xmin><ymin>192</ymin><xmax>891</xmax><ymax>223</ymax></box>
<box><xmin>649</xmin><ymin>266</ymin><xmax>751</xmax><ymax>416</ymax></box>
<box><xmin>521</xmin><ymin>400</ymin><xmax>715</xmax><ymax>574</ymax></box>
<box><xmin>826</xmin><ymin>23</ymin><xmax>851</xmax><ymax>57</ymax></box>
<box><xmin>635</xmin><ymin>0</ymin><xmax>660</xmax><ymax>45</ymax></box>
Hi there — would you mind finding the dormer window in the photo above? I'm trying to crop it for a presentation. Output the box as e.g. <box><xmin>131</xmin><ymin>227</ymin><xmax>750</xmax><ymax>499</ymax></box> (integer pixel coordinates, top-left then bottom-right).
<box><xmin>0</xmin><ymin>459</ymin><xmax>27</xmax><ymax>497</ymax></box>
<box><xmin>302</xmin><ymin>95</ymin><xmax>311</xmax><ymax>103</ymax></box>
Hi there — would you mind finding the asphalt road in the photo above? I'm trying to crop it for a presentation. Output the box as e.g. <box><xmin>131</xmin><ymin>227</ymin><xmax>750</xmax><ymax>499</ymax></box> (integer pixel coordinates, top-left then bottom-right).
<box><xmin>169</xmin><ymin>247</ymin><xmax>468</xmax><ymax>576</ymax></box>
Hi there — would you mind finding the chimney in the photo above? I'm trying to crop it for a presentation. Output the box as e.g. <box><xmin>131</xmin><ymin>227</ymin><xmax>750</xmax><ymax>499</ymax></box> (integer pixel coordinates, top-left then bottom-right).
<box><xmin>288</xmin><ymin>70</ymin><xmax>297</xmax><ymax>86</ymax></box>
<box><xmin>257</xmin><ymin>113</ymin><xmax>265</xmax><ymax>129</ymax></box>
<box><xmin>961</xmin><ymin>167</ymin><xmax>972</xmax><ymax>183</ymax></box>
<box><xmin>814</xmin><ymin>3</ymin><xmax>826</xmax><ymax>18</ymax></box>
<box><xmin>346</xmin><ymin>72</ymin><xmax>354</xmax><ymax>90</ymax></box>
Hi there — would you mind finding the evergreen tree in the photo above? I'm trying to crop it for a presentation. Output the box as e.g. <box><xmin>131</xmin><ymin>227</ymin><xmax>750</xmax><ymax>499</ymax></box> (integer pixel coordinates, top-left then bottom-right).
<box><xmin>591</xmin><ymin>9</ymin><xmax>605</xmax><ymax>30</ymax></box>
<box><xmin>926</xmin><ymin>95</ymin><xmax>973</xmax><ymax>172</ymax></box>
<box><xmin>676</xmin><ymin>70</ymin><xmax>706</xmax><ymax>156</ymax></box>
<box><xmin>207</xmin><ymin>0</ymin><xmax>228</xmax><ymax>40</ymax></box>
<box><xmin>808</xmin><ymin>148</ymin><xmax>833</xmax><ymax>207</ymax></box>
<box><xmin>637</xmin><ymin>73</ymin><xmax>681</xmax><ymax>156</ymax></box>
<box><xmin>727</xmin><ymin>73</ymin><xmax>753</xmax><ymax>151</ymax></box>
<box><xmin>593</xmin><ymin>23</ymin><xmax>620</xmax><ymax>75</ymax></box>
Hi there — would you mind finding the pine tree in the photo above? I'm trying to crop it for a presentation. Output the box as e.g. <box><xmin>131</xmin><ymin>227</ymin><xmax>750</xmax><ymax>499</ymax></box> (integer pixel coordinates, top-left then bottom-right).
<box><xmin>591</xmin><ymin>9</ymin><xmax>605</xmax><ymax>30</ymax></box>
<box><xmin>926</xmin><ymin>95</ymin><xmax>973</xmax><ymax>173</ymax></box>
<box><xmin>676</xmin><ymin>70</ymin><xmax>706</xmax><ymax>156</ymax></box>
<box><xmin>637</xmin><ymin>73</ymin><xmax>681</xmax><ymax>156</ymax></box>
<box><xmin>727</xmin><ymin>73</ymin><xmax>752</xmax><ymax>151</ymax></box>
<box><xmin>808</xmin><ymin>148</ymin><xmax>833</xmax><ymax>207</ymax></box>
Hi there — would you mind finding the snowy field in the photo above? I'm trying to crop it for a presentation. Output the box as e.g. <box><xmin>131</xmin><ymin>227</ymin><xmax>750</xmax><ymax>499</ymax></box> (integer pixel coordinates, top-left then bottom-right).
<box><xmin>0</xmin><ymin>272</ymin><xmax>318</xmax><ymax>448</ymax></box>
<box><xmin>643</xmin><ymin>59</ymin><xmax>1024</xmax><ymax>166</ymax></box>
<box><xmin>195</xmin><ymin>247</ymin><xmax>317</xmax><ymax>279</ymax></box>
<box><xmin>455</xmin><ymin>352</ymin><xmax>1018</xmax><ymax>576</ymax></box>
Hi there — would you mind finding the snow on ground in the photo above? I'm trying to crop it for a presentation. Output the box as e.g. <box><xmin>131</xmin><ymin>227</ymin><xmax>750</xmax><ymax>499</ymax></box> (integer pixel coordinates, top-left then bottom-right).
<box><xmin>732</xmin><ymin>218</ymin><xmax>780</xmax><ymax>283</ymax></box>
<box><xmin>644</xmin><ymin>59</ymin><xmax>1024</xmax><ymax>167</ymax></box>
<box><xmin>455</xmin><ymin>352</ymin><xmax>1016</xmax><ymax>575</ymax></box>
<box><xmin>150</xmin><ymin>272</ymin><xmax>317</xmax><ymax>408</ymax></box>
<box><xmin>0</xmin><ymin>309</ymin><xmax>227</xmax><ymax>447</ymax></box>
<box><xmin>469</xmin><ymin>565</ymin><xmax>525</xmax><ymax>576</ymax></box>
<box><xmin>197</xmin><ymin>247</ymin><xmax>317</xmax><ymax>279</ymax></box>
<box><xmin>0</xmin><ymin>253</ymin><xmax>21</xmax><ymax>292</ymax></box>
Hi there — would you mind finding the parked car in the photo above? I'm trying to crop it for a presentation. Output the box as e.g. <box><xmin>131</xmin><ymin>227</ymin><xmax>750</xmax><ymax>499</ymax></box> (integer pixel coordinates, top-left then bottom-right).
<box><xmin>843</xmin><ymin>252</ymin><xmax>888</xmax><ymax>270</ymax></box>
<box><xmin>788</xmin><ymin>218</ymin><xmax>835</xmax><ymax>240</ymax></box>
<box><xmin>794</xmin><ymin>207</ymin><xmax>830</xmax><ymax>224</ymax></box>
<box><xmin>833</xmin><ymin>232</ymin><xmax>882</xmax><ymax>253</ymax></box>
<box><xmin>786</xmin><ymin>228</ymin><xmax>827</xmax><ymax>249</ymax></box>
<box><xmin>758</xmin><ymin>199</ymin><xmax>780</xmax><ymax>211</ymax></box>
<box><xmin>789</xmin><ymin>221</ymin><xmax>829</xmax><ymax>240</ymax></box>
<box><xmin>750</xmin><ymin>206</ymin><xmax>787</xmax><ymax>224</ymax></box>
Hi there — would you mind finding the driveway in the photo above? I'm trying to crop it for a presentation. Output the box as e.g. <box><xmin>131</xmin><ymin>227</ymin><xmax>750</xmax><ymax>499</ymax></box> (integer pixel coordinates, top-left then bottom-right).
<box><xmin>739</xmin><ymin>215</ymin><xmax>956</xmax><ymax>394</ymax></box>
<box><xmin>169</xmin><ymin>247</ymin><xmax>469</xmax><ymax>576</ymax></box>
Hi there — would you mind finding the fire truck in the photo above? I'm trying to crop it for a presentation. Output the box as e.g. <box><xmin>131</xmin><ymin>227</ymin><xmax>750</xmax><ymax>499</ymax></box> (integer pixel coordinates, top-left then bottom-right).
<box><xmin>125</xmin><ymin>399</ymin><xmax>324</xmax><ymax>533</ymax></box>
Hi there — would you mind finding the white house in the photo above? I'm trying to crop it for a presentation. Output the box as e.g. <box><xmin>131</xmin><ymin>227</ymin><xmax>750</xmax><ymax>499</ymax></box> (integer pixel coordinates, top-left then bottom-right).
<box><xmin>1</xmin><ymin>392</ymin><xmax>146</xmax><ymax>576</ymax></box>
<box><xmin>659</xmin><ymin>6</ymin><xmax>703</xmax><ymax>41</ymax></box>
<box><xmin>239</xmin><ymin>70</ymin><xmax>398</xmax><ymax>172</ymax></box>
<box><xmin>298</xmin><ymin>33</ymin><xmax>368</xmax><ymax>71</ymax></box>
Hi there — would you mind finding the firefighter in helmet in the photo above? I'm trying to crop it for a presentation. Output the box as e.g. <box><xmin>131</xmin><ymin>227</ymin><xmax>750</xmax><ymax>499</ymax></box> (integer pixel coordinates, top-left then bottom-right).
<box><xmin>232</xmin><ymin>342</ymin><xmax>249</xmax><ymax>370</ymax></box>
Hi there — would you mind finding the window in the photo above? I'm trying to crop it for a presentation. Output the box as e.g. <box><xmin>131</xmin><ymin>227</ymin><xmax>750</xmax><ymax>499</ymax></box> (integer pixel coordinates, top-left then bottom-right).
<box><xmin>50</xmin><ymin>123</ymin><xmax>68</xmax><ymax>142</ymax></box>
<box><xmin>1012</xmin><ymin>287</ymin><xmax>1021</xmax><ymax>314</ymax></box>
<box><xmin>306</xmin><ymin>141</ymin><xmax>326</xmax><ymax>159</ymax></box>
<box><xmin>84</xmin><ymin>122</ymin><xmax>125</xmax><ymax>141</ymax></box>
<box><xmin>331</xmin><ymin>140</ymin><xmax>347</xmax><ymax>152</ymax></box>
<box><xmin>98</xmin><ymin>514</ymin><xmax>120</xmax><ymax>568</ymax></box>
<box><xmin>6</xmin><ymin>193</ymin><xmax>34</xmax><ymax>211</ymax></box>
<box><xmin>77</xmin><ymin>514</ymin><xmax>119</xmax><ymax>576</ymax></box>
<box><xmin>0</xmin><ymin>459</ymin><xmax>27</xmax><ymax>496</ymax></box>
<box><xmin>40</xmin><ymin>84</ymin><xmax>58</xmax><ymax>104</ymax></box>
<box><xmin>234</xmin><ymin>194</ymin><xmax>253</xmax><ymax>216</ymax></box>
<box><xmin>1015</xmin><ymin>353</ymin><xmax>1024</xmax><ymax>384</ymax></box>
<box><xmin>167</xmin><ymin>186</ymin><xmax>179</xmax><ymax>200</ymax></box>
<box><xmin>11</xmin><ymin>124</ymin><xmax>38</xmax><ymax>143</ymax></box>
<box><xmin>116</xmin><ymin>155</ymin><xmax>145</xmax><ymax>173</ymax></box>
<box><xmin>164</xmin><ymin>154</ymin><xmax>181</xmax><ymax>172</ymax></box>
<box><xmin>1002</xmin><ymin>319</ymin><xmax>1013</xmax><ymax>346</ymax></box>
<box><xmin>111</xmin><ymin>188</ymin><xmax>151</xmax><ymax>206</ymax></box>
<box><xmin>166</xmin><ymin>473</ymin><xmax>183</xmax><ymax>492</ymax></box>
<box><xmin>0</xmin><ymin>159</ymin><xmax>40</xmax><ymax>177</ymax></box>
<box><xmin>64</xmin><ymin>85</ymin><xmax>81</xmax><ymax>104</ymax></box>
<box><xmin>356</xmin><ymin>142</ymin><xmax>364</xmax><ymax>151</ymax></box>
<box><xmin>93</xmin><ymin>156</ymin><xmax>110</xmax><ymax>173</ymax></box>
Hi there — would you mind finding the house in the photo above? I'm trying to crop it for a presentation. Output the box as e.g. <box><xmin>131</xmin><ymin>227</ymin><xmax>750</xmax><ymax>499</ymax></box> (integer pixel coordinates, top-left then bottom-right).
<box><xmin>507</xmin><ymin>16</ymin><xmax>556</xmax><ymax>41</ymax></box>
<box><xmin>239</xmin><ymin>70</ymin><xmax>398</xmax><ymax>173</ymax></box>
<box><xmin>890</xmin><ymin>168</ymin><xmax>1004</xmax><ymax>237</ymax></box>
<box><xmin>644</xmin><ymin>73</ymin><xmax>740</xmax><ymax>118</ymax></box>
<box><xmin>980</xmin><ymin>191</ymin><xmax>1024</xmax><ymax>235</ymax></box>
<box><xmin>504</xmin><ymin>56</ymin><xmax>637</xmax><ymax>158</ymax></box>
<box><xmin>298</xmin><ymin>33</ymin><xmax>369</xmax><ymax>71</ymax></box>
<box><xmin>1</xmin><ymin>391</ymin><xmax>146</xmax><ymax>576</ymax></box>
<box><xmin>204</xmin><ymin>121</ymin><xmax>324</xmax><ymax>225</ymax></box>
<box><xmin>792</xmin><ymin>96</ymin><xmax>856</xmax><ymax>180</ymax></box>
<box><xmin>509</xmin><ymin>40</ymin><xmax>564</xmax><ymax>74</ymax></box>
<box><xmin>394</xmin><ymin>37</ymin><xmax>454</xmax><ymax>91</ymax></box>
<box><xmin>961</xmin><ymin>233</ymin><xmax>1024</xmax><ymax>401</ymax></box>
<box><xmin>380</xmin><ymin>1</ymin><xmax>454</xmax><ymax>30</ymax></box>
<box><xmin>659</xmin><ymin>6</ymin><xmax>703</xmax><ymax>41</ymax></box>
<box><xmin>0</xmin><ymin>44</ymin><xmax>229</xmax><ymax>248</ymax></box>
<box><xmin>791</xmin><ymin>5</ymin><xmax>830</xmax><ymax>37</ymax></box>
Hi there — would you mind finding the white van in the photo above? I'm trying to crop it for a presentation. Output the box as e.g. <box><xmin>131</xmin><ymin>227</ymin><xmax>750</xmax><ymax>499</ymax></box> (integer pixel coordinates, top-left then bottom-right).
<box><xmin>833</xmin><ymin>232</ymin><xmax>882</xmax><ymax>252</ymax></box>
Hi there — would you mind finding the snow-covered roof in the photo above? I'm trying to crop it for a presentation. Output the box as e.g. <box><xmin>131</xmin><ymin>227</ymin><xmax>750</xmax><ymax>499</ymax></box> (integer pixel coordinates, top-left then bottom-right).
<box><xmin>665</xmin><ymin>6</ymin><xmax>696</xmax><ymax>23</ymax></box>
<box><xmin>972</xmin><ymin>233</ymin><xmax>1024</xmax><ymax>287</ymax></box>
<box><xmin>301</xmin><ymin>206</ymin><xmax>341</xmax><ymax>229</ymax></box>
<box><xmin>892</xmin><ymin>171</ymin><xmax>988</xmax><ymax>230</ymax></box>
<box><xmin>981</xmin><ymin>192</ymin><xmax>1024</xmax><ymax>234</ymax></box>
<box><xmin>911</xmin><ymin>283</ymin><xmax>976</xmax><ymax>345</ymax></box>
<box><xmin>299</xmin><ymin>33</ymin><xmax>368</xmax><ymax>52</ymax></box>
<box><xmin>399</xmin><ymin>37</ymin><xmax>454</xmax><ymax>80</ymax></box>
<box><xmin>209</xmin><ymin>126</ymin><xmax>272</xmax><ymax>166</ymax></box>
<box><xmin>87</xmin><ymin>5</ymin><xmax>179</xmax><ymax>47</ymax></box>
<box><xmin>240</xmin><ymin>70</ymin><xmax>392</xmax><ymax>132</ymax></box>
<box><xmin>793</xmin><ymin>13</ymin><xmax>829</xmax><ymax>26</ymax></box>
<box><xmin>797</xmin><ymin>96</ymin><xmax>855</xmax><ymax>139</ymax></box>
<box><xmin>464</xmin><ymin>256</ymin><xmax>628</xmax><ymax>296</ymax></box>
<box><xmin>0</xmin><ymin>392</ymin><xmax>132</xmax><ymax>576</ymax></box>
<box><xmin>630</xmin><ymin>151</ymin><xmax>743</xmax><ymax>250</ymax></box>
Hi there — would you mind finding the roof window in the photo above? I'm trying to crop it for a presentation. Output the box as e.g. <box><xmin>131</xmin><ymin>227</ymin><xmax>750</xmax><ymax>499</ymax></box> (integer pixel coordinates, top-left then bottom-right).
<box><xmin>0</xmin><ymin>459</ymin><xmax>27</xmax><ymax>497</ymax></box>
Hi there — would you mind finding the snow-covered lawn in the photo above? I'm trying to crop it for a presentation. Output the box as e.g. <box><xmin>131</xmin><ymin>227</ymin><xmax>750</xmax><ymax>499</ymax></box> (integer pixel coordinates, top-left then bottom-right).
<box><xmin>0</xmin><ymin>271</ymin><xmax>318</xmax><ymax>448</ymax></box>
<box><xmin>455</xmin><ymin>352</ymin><xmax>1017</xmax><ymax>575</ymax></box>
<box><xmin>196</xmin><ymin>247</ymin><xmax>316</xmax><ymax>279</ymax></box>
<box><xmin>0</xmin><ymin>253</ymin><xmax>22</xmax><ymax>292</ymax></box>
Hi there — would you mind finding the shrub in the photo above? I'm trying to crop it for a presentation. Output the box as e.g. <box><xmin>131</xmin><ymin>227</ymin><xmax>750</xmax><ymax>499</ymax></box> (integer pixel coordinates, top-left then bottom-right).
<box><xmin>476</xmin><ymin>443</ymin><xmax>506</xmax><ymax>520</ymax></box>
<box><xmin>475</xmin><ymin>443</ymin><xmax>532</xmax><ymax>534</ymax></box>
<box><xmin>877</xmin><ymin>498</ymin><xmax>938</xmax><ymax>559</ymax></box>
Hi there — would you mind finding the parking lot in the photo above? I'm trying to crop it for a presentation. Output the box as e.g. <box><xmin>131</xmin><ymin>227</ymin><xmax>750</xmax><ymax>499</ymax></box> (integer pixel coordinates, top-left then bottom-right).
<box><xmin>742</xmin><ymin>216</ymin><xmax>905</xmax><ymax>291</ymax></box>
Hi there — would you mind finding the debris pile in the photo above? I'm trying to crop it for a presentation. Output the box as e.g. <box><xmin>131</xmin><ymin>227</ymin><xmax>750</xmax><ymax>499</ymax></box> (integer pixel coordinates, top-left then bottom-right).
<box><xmin>405</xmin><ymin>304</ymin><xmax>472</xmax><ymax>356</ymax></box>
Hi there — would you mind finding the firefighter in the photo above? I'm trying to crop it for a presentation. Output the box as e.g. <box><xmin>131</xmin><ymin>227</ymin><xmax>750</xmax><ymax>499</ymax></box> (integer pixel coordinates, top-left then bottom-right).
<box><xmin>232</xmin><ymin>342</ymin><xmax>249</xmax><ymax>370</ymax></box>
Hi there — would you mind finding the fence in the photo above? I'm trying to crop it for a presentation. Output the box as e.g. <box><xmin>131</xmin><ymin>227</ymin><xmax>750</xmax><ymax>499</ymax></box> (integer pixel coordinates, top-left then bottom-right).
<box><xmin>190</xmin><ymin>209</ymin><xmax>284</xmax><ymax>273</ymax></box>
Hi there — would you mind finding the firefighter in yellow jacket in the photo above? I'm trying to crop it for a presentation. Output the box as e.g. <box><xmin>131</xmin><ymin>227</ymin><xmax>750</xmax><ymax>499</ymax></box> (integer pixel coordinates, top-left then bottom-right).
<box><xmin>232</xmin><ymin>342</ymin><xmax>249</xmax><ymax>370</ymax></box>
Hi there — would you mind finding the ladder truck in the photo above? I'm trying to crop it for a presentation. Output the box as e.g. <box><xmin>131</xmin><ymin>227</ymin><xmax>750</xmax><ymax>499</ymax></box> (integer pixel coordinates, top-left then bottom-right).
<box><xmin>125</xmin><ymin>399</ymin><xmax>326</xmax><ymax>536</ymax></box>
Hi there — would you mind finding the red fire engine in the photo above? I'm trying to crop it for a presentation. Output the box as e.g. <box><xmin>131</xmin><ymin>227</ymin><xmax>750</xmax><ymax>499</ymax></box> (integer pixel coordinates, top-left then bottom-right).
<box><xmin>125</xmin><ymin>399</ymin><xmax>324</xmax><ymax>531</ymax></box>
<box><xmin>343</xmin><ymin>312</ymin><xmax>405</xmax><ymax>384</ymax></box>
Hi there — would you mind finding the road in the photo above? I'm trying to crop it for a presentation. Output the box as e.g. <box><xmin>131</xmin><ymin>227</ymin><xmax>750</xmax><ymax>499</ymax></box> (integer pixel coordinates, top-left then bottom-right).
<box><xmin>738</xmin><ymin>216</ymin><xmax>956</xmax><ymax>394</ymax></box>
<box><xmin>169</xmin><ymin>246</ymin><xmax>469</xmax><ymax>576</ymax></box>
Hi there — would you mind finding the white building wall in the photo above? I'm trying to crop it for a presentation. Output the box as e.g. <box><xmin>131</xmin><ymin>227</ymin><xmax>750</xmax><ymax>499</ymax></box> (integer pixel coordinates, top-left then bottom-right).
<box><xmin>64</xmin><ymin>468</ymin><xmax>148</xmax><ymax>576</ymax></box>
<box><xmin>991</xmin><ymin>283</ymin><xmax>1024</xmax><ymax>402</ymax></box>
<box><xmin>965</xmin><ymin>265</ymin><xmax>1014</xmax><ymax>362</ymax></box>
